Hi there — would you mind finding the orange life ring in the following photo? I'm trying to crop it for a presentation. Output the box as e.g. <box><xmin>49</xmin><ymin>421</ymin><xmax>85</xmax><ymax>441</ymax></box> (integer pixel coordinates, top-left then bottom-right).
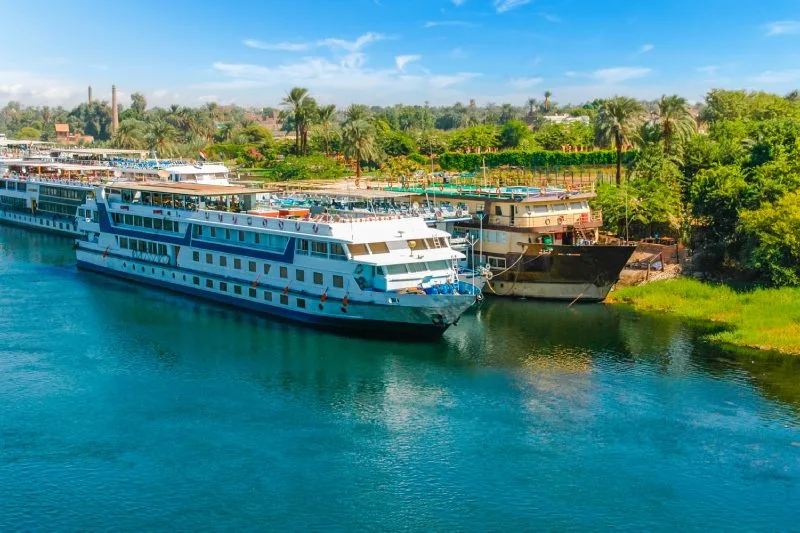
<box><xmin>545</xmin><ymin>218</ymin><xmax>551</xmax><ymax>226</ymax></box>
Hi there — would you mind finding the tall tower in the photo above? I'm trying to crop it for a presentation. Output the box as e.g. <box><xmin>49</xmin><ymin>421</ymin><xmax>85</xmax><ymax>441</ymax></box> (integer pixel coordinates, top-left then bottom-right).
<box><xmin>111</xmin><ymin>84</ymin><xmax>119</xmax><ymax>133</ymax></box>
<box><xmin>88</xmin><ymin>86</ymin><xmax>93</xmax><ymax>107</ymax></box>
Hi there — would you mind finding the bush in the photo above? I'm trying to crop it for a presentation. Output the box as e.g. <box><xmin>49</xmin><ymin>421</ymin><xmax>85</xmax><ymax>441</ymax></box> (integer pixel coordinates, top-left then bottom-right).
<box><xmin>267</xmin><ymin>154</ymin><xmax>348</xmax><ymax>181</ymax></box>
<box><xmin>438</xmin><ymin>149</ymin><xmax>637</xmax><ymax>170</ymax></box>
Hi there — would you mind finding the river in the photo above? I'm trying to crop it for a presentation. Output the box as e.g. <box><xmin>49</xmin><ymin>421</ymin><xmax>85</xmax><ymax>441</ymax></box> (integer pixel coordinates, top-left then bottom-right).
<box><xmin>1</xmin><ymin>226</ymin><xmax>799</xmax><ymax>531</ymax></box>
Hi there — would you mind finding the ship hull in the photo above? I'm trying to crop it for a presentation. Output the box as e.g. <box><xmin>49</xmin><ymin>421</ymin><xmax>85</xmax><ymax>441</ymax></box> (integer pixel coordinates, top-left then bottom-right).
<box><xmin>484</xmin><ymin>244</ymin><xmax>634</xmax><ymax>302</ymax></box>
<box><xmin>0</xmin><ymin>209</ymin><xmax>80</xmax><ymax>237</ymax></box>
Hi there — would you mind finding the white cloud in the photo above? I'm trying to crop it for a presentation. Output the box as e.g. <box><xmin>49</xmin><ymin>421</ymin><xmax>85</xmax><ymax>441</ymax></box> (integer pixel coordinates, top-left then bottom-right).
<box><xmin>452</xmin><ymin>0</ymin><xmax>466</xmax><ymax>5</ymax></box>
<box><xmin>696</xmin><ymin>65</ymin><xmax>719</xmax><ymax>75</ymax></box>
<box><xmin>591</xmin><ymin>67</ymin><xmax>652</xmax><ymax>84</ymax></box>
<box><xmin>639</xmin><ymin>44</ymin><xmax>654</xmax><ymax>54</ymax></box>
<box><xmin>511</xmin><ymin>77</ymin><xmax>543</xmax><ymax>89</ymax></box>
<box><xmin>494</xmin><ymin>0</ymin><xmax>532</xmax><ymax>13</ymax></box>
<box><xmin>243</xmin><ymin>39</ymin><xmax>310</xmax><ymax>52</ymax></box>
<box><xmin>196</xmin><ymin>95</ymin><xmax>219</xmax><ymax>103</ymax></box>
<box><xmin>0</xmin><ymin>70</ymin><xmax>83</xmax><ymax>104</ymax></box>
<box><xmin>541</xmin><ymin>13</ymin><xmax>560</xmax><ymax>23</ymax></box>
<box><xmin>748</xmin><ymin>69</ymin><xmax>800</xmax><ymax>83</ymax></box>
<box><xmin>424</xmin><ymin>20</ymin><xmax>475</xmax><ymax>28</ymax></box>
<box><xmin>395</xmin><ymin>54</ymin><xmax>421</xmax><ymax>70</ymax></box>
<box><xmin>451</xmin><ymin>47</ymin><xmax>466</xmax><ymax>58</ymax></box>
<box><xmin>764</xmin><ymin>20</ymin><xmax>800</xmax><ymax>36</ymax></box>
<box><xmin>152</xmin><ymin>89</ymin><xmax>168</xmax><ymax>98</ymax></box>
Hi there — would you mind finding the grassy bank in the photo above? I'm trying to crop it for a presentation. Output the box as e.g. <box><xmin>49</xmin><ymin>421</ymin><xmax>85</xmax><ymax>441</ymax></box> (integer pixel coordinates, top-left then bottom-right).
<box><xmin>608</xmin><ymin>278</ymin><xmax>800</xmax><ymax>355</ymax></box>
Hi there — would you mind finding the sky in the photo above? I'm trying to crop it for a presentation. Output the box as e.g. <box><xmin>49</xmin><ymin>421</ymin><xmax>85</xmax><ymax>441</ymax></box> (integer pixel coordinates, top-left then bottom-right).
<box><xmin>2</xmin><ymin>0</ymin><xmax>800</xmax><ymax>108</ymax></box>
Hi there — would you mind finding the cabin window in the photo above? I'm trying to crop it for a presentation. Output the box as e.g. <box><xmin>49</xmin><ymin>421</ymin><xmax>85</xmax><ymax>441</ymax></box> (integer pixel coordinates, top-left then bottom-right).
<box><xmin>134</xmin><ymin>216</ymin><xmax>143</xmax><ymax>226</ymax></box>
<box><xmin>138</xmin><ymin>241</ymin><xmax>147</xmax><ymax>252</ymax></box>
<box><xmin>219</xmin><ymin>256</ymin><xmax>227</xmax><ymax>267</ymax></box>
<box><xmin>193</xmin><ymin>276</ymin><xmax>200</xmax><ymax>285</ymax></box>
<box><xmin>263</xmin><ymin>291</ymin><xmax>273</xmax><ymax>302</ymax></box>
<box><xmin>310</xmin><ymin>241</ymin><xmax>327</xmax><ymax>257</ymax></box>
<box><xmin>488</xmin><ymin>256</ymin><xmax>507</xmax><ymax>269</ymax></box>
<box><xmin>333</xmin><ymin>275</ymin><xmax>344</xmax><ymax>288</ymax></box>
<box><xmin>406</xmin><ymin>239</ymin><xmax>426</xmax><ymax>251</ymax></box>
<box><xmin>120</xmin><ymin>237</ymin><xmax>128</xmax><ymax>249</ymax></box>
<box><xmin>368</xmin><ymin>242</ymin><xmax>389</xmax><ymax>254</ymax></box>
<box><xmin>386</xmin><ymin>264</ymin><xmax>408</xmax><ymax>275</ymax></box>
<box><xmin>225</xmin><ymin>229</ymin><xmax>231</xmax><ymax>240</ymax></box>
<box><xmin>348</xmin><ymin>243</ymin><xmax>369</xmax><ymax>256</ymax></box>
<box><xmin>296</xmin><ymin>239</ymin><xmax>310</xmax><ymax>255</ymax></box>
<box><xmin>427</xmin><ymin>260</ymin><xmax>450</xmax><ymax>271</ymax></box>
<box><xmin>330</xmin><ymin>243</ymin><xmax>347</xmax><ymax>260</ymax></box>
<box><xmin>158</xmin><ymin>244</ymin><xmax>167</xmax><ymax>256</ymax></box>
<box><xmin>124</xmin><ymin>214</ymin><xmax>133</xmax><ymax>225</ymax></box>
<box><xmin>494</xmin><ymin>206</ymin><xmax>503</xmax><ymax>216</ymax></box>
<box><xmin>219</xmin><ymin>282</ymin><xmax>228</xmax><ymax>292</ymax></box>
<box><xmin>279</xmin><ymin>266</ymin><xmax>288</xmax><ymax>278</ymax></box>
<box><xmin>408</xmin><ymin>262</ymin><xmax>427</xmax><ymax>273</ymax></box>
<box><xmin>238</xmin><ymin>231</ymin><xmax>245</xmax><ymax>242</ymax></box>
<box><xmin>234</xmin><ymin>258</ymin><xmax>242</xmax><ymax>270</ymax></box>
<box><xmin>263</xmin><ymin>264</ymin><xmax>271</xmax><ymax>275</ymax></box>
<box><xmin>296</xmin><ymin>269</ymin><xmax>305</xmax><ymax>282</ymax></box>
<box><xmin>206</xmin><ymin>253</ymin><xmax>213</xmax><ymax>264</ymax></box>
<box><xmin>313</xmin><ymin>272</ymin><xmax>323</xmax><ymax>285</ymax></box>
<box><xmin>234</xmin><ymin>285</ymin><xmax>242</xmax><ymax>295</ymax></box>
<box><xmin>210</xmin><ymin>227</ymin><xmax>217</xmax><ymax>238</ymax></box>
<box><xmin>248</xmin><ymin>261</ymin><xmax>256</xmax><ymax>273</ymax></box>
<box><xmin>552</xmin><ymin>203</ymin><xmax>567</xmax><ymax>212</ymax></box>
<box><xmin>206</xmin><ymin>279</ymin><xmax>213</xmax><ymax>288</ymax></box>
<box><xmin>297</xmin><ymin>298</ymin><xmax>306</xmax><ymax>309</ymax></box>
<box><xmin>193</xmin><ymin>251</ymin><xmax>199</xmax><ymax>262</ymax></box>
<box><xmin>280</xmin><ymin>294</ymin><xmax>289</xmax><ymax>305</ymax></box>
<box><xmin>154</xmin><ymin>218</ymin><xmax>163</xmax><ymax>230</ymax></box>
<box><xmin>144</xmin><ymin>217</ymin><xmax>153</xmax><ymax>229</ymax></box>
<box><xmin>533</xmin><ymin>205</ymin><xmax>548</xmax><ymax>214</ymax></box>
<box><xmin>254</xmin><ymin>233</ymin><xmax>260</xmax><ymax>244</ymax></box>
<box><xmin>194</xmin><ymin>225</ymin><xmax>203</xmax><ymax>236</ymax></box>
<box><xmin>570</xmin><ymin>202</ymin><xmax>583</xmax><ymax>210</ymax></box>
<box><xmin>249</xmin><ymin>288</ymin><xmax>257</xmax><ymax>298</ymax></box>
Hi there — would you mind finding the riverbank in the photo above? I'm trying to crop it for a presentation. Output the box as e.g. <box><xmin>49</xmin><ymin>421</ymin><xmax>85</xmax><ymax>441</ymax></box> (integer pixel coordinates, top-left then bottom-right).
<box><xmin>608</xmin><ymin>278</ymin><xmax>800</xmax><ymax>355</ymax></box>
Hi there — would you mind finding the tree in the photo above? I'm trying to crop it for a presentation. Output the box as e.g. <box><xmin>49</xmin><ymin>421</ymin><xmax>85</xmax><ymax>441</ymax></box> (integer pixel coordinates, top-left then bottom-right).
<box><xmin>146</xmin><ymin>120</ymin><xmax>177</xmax><ymax>157</ymax></box>
<box><xmin>543</xmin><ymin>91</ymin><xmax>553</xmax><ymax>112</ymax></box>
<box><xmin>595</xmin><ymin>96</ymin><xmax>645</xmax><ymax>185</ymax></box>
<box><xmin>130</xmin><ymin>93</ymin><xmax>147</xmax><ymax>116</ymax></box>
<box><xmin>526</xmin><ymin>98</ymin><xmax>538</xmax><ymax>117</ymax></box>
<box><xmin>344</xmin><ymin>104</ymin><xmax>371</xmax><ymax>124</ymax></box>
<box><xmin>499</xmin><ymin>120</ymin><xmax>531</xmax><ymax>149</ymax></box>
<box><xmin>379</xmin><ymin>130</ymin><xmax>417</xmax><ymax>157</ymax></box>
<box><xmin>316</xmin><ymin>104</ymin><xmax>337</xmax><ymax>156</ymax></box>
<box><xmin>17</xmin><ymin>126</ymin><xmax>41</xmax><ymax>140</ymax></box>
<box><xmin>655</xmin><ymin>95</ymin><xmax>696</xmax><ymax>154</ymax></box>
<box><xmin>111</xmin><ymin>119</ymin><xmax>145</xmax><ymax>149</ymax></box>
<box><xmin>281</xmin><ymin>87</ymin><xmax>310</xmax><ymax>153</ymax></box>
<box><xmin>739</xmin><ymin>191</ymin><xmax>800</xmax><ymax>285</ymax></box>
<box><xmin>342</xmin><ymin>119</ymin><xmax>379</xmax><ymax>180</ymax></box>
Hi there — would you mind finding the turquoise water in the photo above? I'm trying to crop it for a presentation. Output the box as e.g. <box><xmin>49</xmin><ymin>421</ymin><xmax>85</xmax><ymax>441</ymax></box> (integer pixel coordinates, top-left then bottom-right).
<box><xmin>1</xmin><ymin>226</ymin><xmax>799</xmax><ymax>531</ymax></box>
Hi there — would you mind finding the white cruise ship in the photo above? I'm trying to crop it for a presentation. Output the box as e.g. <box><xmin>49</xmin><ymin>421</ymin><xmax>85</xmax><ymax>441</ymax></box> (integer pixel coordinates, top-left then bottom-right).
<box><xmin>74</xmin><ymin>182</ymin><xmax>480</xmax><ymax>337</ymax></box>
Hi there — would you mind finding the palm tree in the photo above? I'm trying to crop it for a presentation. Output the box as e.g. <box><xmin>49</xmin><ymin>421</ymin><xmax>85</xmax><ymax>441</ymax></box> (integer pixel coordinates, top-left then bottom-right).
<box><xmin>281</xmin><ymin>87</ymin><xmax>310</xmax><ymax>153</ymax></box>
<box><xmin>654</xmin><ymin>95</ymin><xmax>696</xmax><ymax>154</ymax></box>
<box><xmin>543</xmin><ymin>91</ymin><xmax>553</xmax><ymax>112</ymax></box>
<box><xmin>595</xmin><ymin>96</ymin><xmax>645</xmax><ymax>185</ymax></box>
<box><xmin>344</xmin><ymin>104</ymin><xmax>371</xmax><ymax>124</ymax></box>
<box><xmin>316</xmin><ymin>104</ymin><xmax>337</xmax><ymax>156</ymax></box>
<box><xmin>342</xmin><ymin>119</ymin><xmax>379</xmax><ymax>182</ymax></box>
<box><xmin>298</xmin><ymin>96</ymin><xmax>318</xmax><ymax>155</ymax></box>
<box><xmin>526</xmin><ymin>98</ymin><xmax>537</xmax><ymax>116</ymax></box>
<box><xmin>112</xmin><ymin>119</ymin><xmax>144</xmax><ymax>149</ymax></box>
<box><xmin>146</xmin><ymin>119</ymin><xmax>177</xmax><ymax>157</ymax></box>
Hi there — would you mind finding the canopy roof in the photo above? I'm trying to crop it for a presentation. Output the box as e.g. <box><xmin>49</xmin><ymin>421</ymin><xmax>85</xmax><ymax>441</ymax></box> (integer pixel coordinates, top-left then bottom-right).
<box><xmin>112</xmin><ymin>182</ymin><xmax>255</xmax><ymax>196</ymax></box>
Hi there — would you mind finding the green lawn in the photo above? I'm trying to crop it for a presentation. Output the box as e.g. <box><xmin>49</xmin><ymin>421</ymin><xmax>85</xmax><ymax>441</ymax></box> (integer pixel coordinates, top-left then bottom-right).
<box><xmin>608</xmin><ymin>278</ymin><xmax>800</xmax><ymax>355</ymax></box>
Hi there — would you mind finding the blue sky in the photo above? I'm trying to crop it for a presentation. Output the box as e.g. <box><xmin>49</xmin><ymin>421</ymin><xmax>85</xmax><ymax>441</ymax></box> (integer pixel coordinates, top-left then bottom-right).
<box><xmin>2</xmin><ymin>0</ymin><xmax>800</xmax><ymax>108</ymax></box>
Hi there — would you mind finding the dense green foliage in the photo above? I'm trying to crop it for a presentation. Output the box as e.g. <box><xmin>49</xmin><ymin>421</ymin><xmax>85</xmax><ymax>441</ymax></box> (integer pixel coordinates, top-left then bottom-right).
<box><xmin>438</xmin><ymin>149</ymin><xmax>637</xmax><ymax>170</ymax></box>
<box><xmin>609</xmin><ymin>278</ymin><xmax>800</xmax><ymax>355</ymax></box>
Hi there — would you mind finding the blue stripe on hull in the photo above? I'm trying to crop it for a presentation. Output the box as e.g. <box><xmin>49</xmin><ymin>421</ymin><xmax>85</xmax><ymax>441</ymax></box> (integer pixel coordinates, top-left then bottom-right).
<box><xmin>76</xmin><ymin>260</ymin><xmax>449</xmax><ymax>340</ymax></box>
<box><xmin>0</xmin><ymin>216</ymin><xmax>79</xmax><ymax>237</ymax></box>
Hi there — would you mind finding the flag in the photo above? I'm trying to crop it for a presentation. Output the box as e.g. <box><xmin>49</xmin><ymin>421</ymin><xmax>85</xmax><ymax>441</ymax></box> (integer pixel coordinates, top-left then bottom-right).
<box><xmin>198</xmin><ymin>150</ymin><xmax>207</xmax><ymax>161</ymax></box>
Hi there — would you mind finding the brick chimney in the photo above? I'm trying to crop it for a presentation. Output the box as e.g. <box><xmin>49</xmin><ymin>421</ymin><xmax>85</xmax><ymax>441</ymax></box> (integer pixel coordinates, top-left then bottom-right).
<box><xmin>111</xmin><ymin>84</ymin><xmax>119</xmax><ymax>133</ymax></box>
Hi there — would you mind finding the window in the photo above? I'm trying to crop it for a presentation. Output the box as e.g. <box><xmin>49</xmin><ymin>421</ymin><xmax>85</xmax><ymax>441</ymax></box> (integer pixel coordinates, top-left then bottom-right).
<box><xmin>210</xmin><ymin>227</ymin><xmax>217</xmax><ymax>238</ymax></box>
<box><xmin>120</xmin><ymin>237</ymin><xmax>128</xmax><ymax>249</ymax></box>
<box><xmin>263</xmin><ymin>264</ymin><xmax>271</xmax><ymax>275</ymax></box>
<box><xmin>296</xmin><ymin>269</ymin><xmax>304</xmax><ymax>282</ymax></box>
<box><xmin>296</xmin><ymin>239</ymin><xmax>310</xmax><ymax>255</ymax></box>
<box><xmin>249</xmin><ymin>287</ymin><xmax>257</xmax><ymax>298</ymax></box>
<box><xmin>311</xmin><ymin>241</ymin><xmax>328</xmax><ymax>257</ymax></box>
<box><xmin>206</xmin><ymin>279</ymin><xmax>213</xmax><ymax>288</ymax></box>
<box><xmin>134</xmin><ymin>216</ymin><xmax>143</xmax><ymax>226</ymax></box>
<box><xmin>219</xmin><ymin>255</ymin><xmax>227</xmax><ymax>267</ymax></box>
<box><xmin>144</xmin><ymin>217</ymin><xmax>153</xmax><ymax>229</ymax></box>
<box><xmin>533</xmin><ymin>205</ymin><xmax>549</xmax><ymax>214</ymax></box>
<box><xmin>206</xmin><ymin>253</ymin><xmax>213</xmax><ymax>264</ymax></box>
<box><xmin>193</xmin><ymin>251</ymin><xmax>200</xmax><ymax>262</ymax></box>
<box><xmin>386</xmin><ymin>264</ymin><xmax>408</xmax><ymax>275</ymax></box>
<box><xmin>406</xmin><ymin>239</ymin><xmax>426</xmax><ymax>251</ymax></box>
<box><xmin>280</xmin><ymin>266</ymin><xmax>288</xmax><ymax>278</ymax></box>
<box><xmin>488</xmin><ymin>256</ymin><xmax>507</xmax><ymax>269</ymax></box>
<box><xmin>154</xmin><ymin>218</ymin><xmax>163</xmax><ymax>230</ymax></box>
<box><xmin>427</xmin><ymin>260</ymin><xmax>450</xmax><ymax>271</ymax></box>
<box><xmin>297</xmin><ymin>298</ymin><xmax>306</xmax><ymax>309</ymax></box>
<box><xmin>348</xmin><ymin>243</ymin><xmax>369</xmax><ymax>256</ymax></box>
<box><xmin>124</xmin><ymin>214</ymin><xmax>133</xmax><ymax>225</ymax></box>
<box><xmin>263</xmin><ymin>291</ymin><xmax>273</xmax><ymax>302</ymax></box>
<box><xmin>313</xmin><ymin>272</ymin><xmax>323</xmax><ymax>285</ymax></box>
<box><xmin>195</xmin><ymin>225</ymin><xmax>203</xmax><ymax>237</ymax></box>
<box><xmin>551</xmin><ymin>203</ymin><xmax>567</xmax><ymax>212</ymax></box>
<box><xmin>570</xmin><ymin>201</ymin><xmax>583</xmax><ymax>210</ymax></box>
<box><xmin>233</xmin><ymin>258</ymin><xmax>242</xmax><ymax>270</ymax></box>
<box><xmin>494</xmin><ymin>206</ymin><xmax>503</xmax><ymax>216</ymax></box>
<box><xmin>234</xmin><ymin>285</ymin><xmax>242</xmax><ymax>295</ymax></box>
<box><xmin>368</xmin><ymin>242</ymin><xmax>389</xmax><ymax>254</ymax></box>
<box><xmin>280</xmin><ymin>294</ymin><xmax>289</xmax><ymax>305</ymax></box>
<box><xmin>333</xmin><ymin>275</ymin><xmax>344</xmax><ymax>288</ymax></box>
<box><xmin>225</xmin><ymin>229</ymin><xmax>231</xmax><ymax>240</ymax></box>
<box><xmin>238</xmin><ymin>231</ymin><xmax>245</xmax><ymax>242</ymax></box>
<box><xmin>248</xmin><ymin>261</ymin><xmax>256</xmax><ymax>273</ymax></box>
<box><xmin>193</xmin><ymin>276</ymin><xmax>200</xmax><ymax>285</ymax></box>
<box><xmin>408</xmin><ymin>262</ymin><xmax>427</xmax><ymax>273</ymax></box>
<box><xmin>219</xmin><ymin>282</ymin><xmax>228</xmax><ymax>292</ymax></box>
<box><xmin>254</xmin><ymin>233</ymin><xmax>260</xmax><ymax>244</ymax></box>
<box><xmin>330</xmin><ymin>243</ymin><xmax>347</xmax><ymax>260</ymax></box>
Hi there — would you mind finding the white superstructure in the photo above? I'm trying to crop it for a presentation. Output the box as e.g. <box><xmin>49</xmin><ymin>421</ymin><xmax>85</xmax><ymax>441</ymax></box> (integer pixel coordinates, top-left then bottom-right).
<box><xmin>74</xmin><ymin>182</ymin><xmax>480</xmax><ymax>337</ymax></box>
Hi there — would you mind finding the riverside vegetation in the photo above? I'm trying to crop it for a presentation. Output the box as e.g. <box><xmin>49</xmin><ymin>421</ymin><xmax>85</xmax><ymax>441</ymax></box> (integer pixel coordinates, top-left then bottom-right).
<box><xmin>3</xmin><ymin>88</ymin><xmax>800</xmax><ymax>351</ymax></box>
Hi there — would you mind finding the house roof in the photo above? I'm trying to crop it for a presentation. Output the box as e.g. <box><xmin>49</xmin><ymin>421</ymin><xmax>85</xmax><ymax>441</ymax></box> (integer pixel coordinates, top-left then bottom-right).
<box><xmin>54</xmin><ymin>124</ymin><xmax>70</xmax><ymax>133</ymax></box>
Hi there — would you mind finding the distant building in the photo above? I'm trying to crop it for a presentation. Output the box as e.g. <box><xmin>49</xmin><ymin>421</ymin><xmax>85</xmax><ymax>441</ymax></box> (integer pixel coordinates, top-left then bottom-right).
<box><xmin>54</xmin><ymin>123</ymin><xmax>94</xmax><ymax>145</ymax></box>
<box><xmin>542</xmin><ymin>114</ymin><xmax>590</xmax><ymax>125</ymax></box>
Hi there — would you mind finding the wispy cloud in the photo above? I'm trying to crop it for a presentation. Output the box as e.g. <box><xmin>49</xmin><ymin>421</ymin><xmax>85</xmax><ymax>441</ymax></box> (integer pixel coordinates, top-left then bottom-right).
<box><xmin>749</xmin><ymin>69</ymin><xmax>800</xmax><ymax>83</ymax></box>
<box><xmin>243</xmin><ymin>39</ymin><xmax>310</xmax><ymax>52</ymax></box>
<box><xmin>395</xmin><ymin>54</ymin><xmax>421</xmax><ymax>70</ymax></box>
<box><xmin>424</xmin><ymin>20</ymin><xmax>476</xmax><ymax>28</ymax></box>
<box><xmin>494</xmin><ymin>0</ymin><xmax>532</xmax><ymax>14</ymax></box>
<box><xmin>452</xmin><ymin>0</ymin><xmax>467</xmax><ymax>5</ymax></box>
<box><xmin>764</xmin><ymin>20</ymin><xmax>800</xmax><ymax>36</ymax></box>
<box><xmin>540</xmin><ymin>13</ymin><xmax>560</xmax><ymax>23</ymax></box>
<box><xmin>511</xmin><ymin>77</ymin><xmax>543</xmax><ymax>89</ymax></box>
<box><xmin>451</xmin><ymin>47</ymin><xmax>467</xmax><ymax>58</ymax></box>
<box><xmin>639</xmin><ymin>44</ymin><xmax>654</xmax><ymax>54</ymax></box>
<box><xmin>243</xmin><ymin>32</ymin><xmax>387</xmax><ymax>53</ymax></box>
<box><xmin>591</xmin><ymin>67</ymin><xmax>652</xmax><ymax>83</ymax></box>
<box><xmin>696</xmin><ymin>65</ymin><xmax>719</xmax><ymax>75</ymax></box>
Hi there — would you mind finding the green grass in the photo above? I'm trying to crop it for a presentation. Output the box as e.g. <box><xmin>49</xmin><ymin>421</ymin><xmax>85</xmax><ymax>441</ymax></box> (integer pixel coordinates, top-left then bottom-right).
<box><xmin>608</xmin><ymin>278</ymin><xmax>800</xmax><ymax>355</ymax></box>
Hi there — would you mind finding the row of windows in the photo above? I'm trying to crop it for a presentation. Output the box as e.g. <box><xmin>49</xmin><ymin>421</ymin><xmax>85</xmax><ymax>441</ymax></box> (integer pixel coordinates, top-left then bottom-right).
<box><xmin>499</xmin><ymin>201</ymin><xmax>589</xmax><ymax>216</ymax></box>
<box><xmin>119</xmin><ymin>236</ymin><xmax>168</xmax><ymax>256</ymax></box>
<box><xmin>0</xmin><ymin>181</ymin><xmax>25</xmax><ymax>191</ymax></box>
<box><xmin>0</xmin><ymin>197</ymin><xmax>26</xmax><ymax>209</ymax></box>
<box><xmin>191</xmin><ymin>276</ymin><xmax>302</xmax><ymax>307</ymax></box>
<box><xmin>193</xmin><ymin>225</ymin><xmax>289</xmax><ymax>252</ymax></box>
<box><xmin>456</xmin><ymin>227</ymin><xmax>508</xmax><ymax>244</ymax></box>
<box><xmin>382</xmin><ymin>260</ymin><xmax>451</xmax><ymax>275</ymax></box>
<box><xmin>37</xmin><ymin>201</ymin><xmax>76</xmax><ymax>216</ymax></box>
<box><xmin>295</xmin><ymin>239</ymin><xmax>347</xmax><ymax>260</ymax></box>
<box><xmin>190</xmin><ymin>250</ymin><xmax>345</xmax><ymax>288</ymax></box>
<box><xmin>40</xmin><ymin>186</ymin><xmax>86</xmax><ymax>200</ymax></box>
<box><xmin>111</xmin><ymin>212</ymin><xmax>181</xmax><ymax>233</ymax></box>
<box><xmin>77</xmin><ymin>208</ymin><xmax>100</xmax><ymax>223</ymax></box>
